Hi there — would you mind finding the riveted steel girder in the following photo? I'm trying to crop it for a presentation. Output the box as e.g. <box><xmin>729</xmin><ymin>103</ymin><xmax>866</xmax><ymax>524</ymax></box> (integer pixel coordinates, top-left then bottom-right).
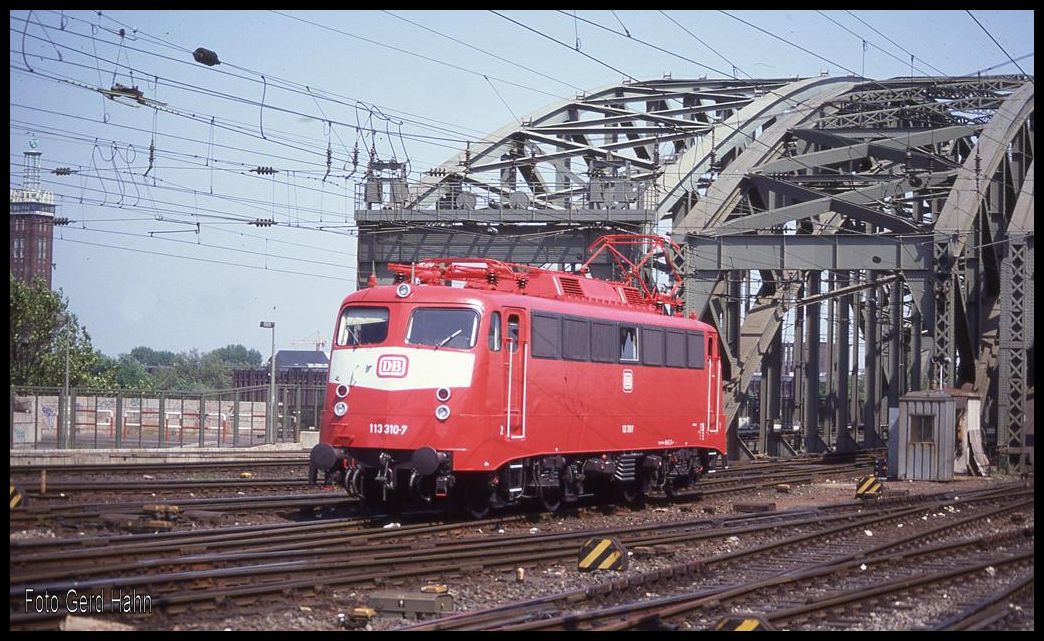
<box><xmin>755</xmin><ymin>126</ymin><xmax>973</xmax><ymax>174</ymax></box>
<box><xmin>668</xmin><ymin>75</ymin><xmax>1032</xmax><ymax>461</ymax></box>
<box><xmin>932</xmin><ymin>83</ymin><xmax>1034</xmax><ymax>391</ymax></box>
<box><xmin>716</xmin><ymin>173</ymin><xmax>945</xmax><ymax>234</ymax></box>
<box><xmin>662</xmin><ymin>76</ymin><xmax>860</xmax><ymax>231</ymax></box>
<box><xmin>400</xmin><ymin>79</ymin><xmax>788</xmax><ymax>212</ymax></box>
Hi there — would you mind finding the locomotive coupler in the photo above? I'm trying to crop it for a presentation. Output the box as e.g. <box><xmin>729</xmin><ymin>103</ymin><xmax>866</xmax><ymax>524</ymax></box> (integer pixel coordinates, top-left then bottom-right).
<box><xmin>376</xmin><ymin>452</ymin><xmax>396</xmax><ymax>491</ymax></box>
<box><xmin>435</xmin><ymin>473</ymin><xmax>454</xmax><ymax>498</ymax></box>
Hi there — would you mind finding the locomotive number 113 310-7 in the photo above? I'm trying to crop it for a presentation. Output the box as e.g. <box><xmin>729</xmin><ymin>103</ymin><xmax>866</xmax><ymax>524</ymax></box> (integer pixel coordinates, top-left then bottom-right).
<box><xmin>369</xmin><ymin>422</ymin><xmax>409</xmax><ymax>436</ymax></box>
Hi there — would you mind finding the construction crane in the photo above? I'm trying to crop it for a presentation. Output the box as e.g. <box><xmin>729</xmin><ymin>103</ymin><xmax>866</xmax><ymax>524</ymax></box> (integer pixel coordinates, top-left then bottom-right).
<box><xmin>290</xmin><ymin>331</ymin><xmax>327</xmax><ymax>353</ymax></box>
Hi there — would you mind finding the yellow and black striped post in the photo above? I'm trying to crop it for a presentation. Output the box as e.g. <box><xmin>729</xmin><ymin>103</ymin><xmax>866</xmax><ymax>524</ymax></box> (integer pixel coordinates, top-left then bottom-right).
<box><xmin>855</xmin><ymin>475</ymin><xmax>883</xmax><ymax>500</ymax></box>
<box><xmin>10</xmin><ymin>483</ymin><xmax>26</xmax><ymax>510</ymax></box>
<box><xmin>714</xmin><ymin>615</ymin><xmax>773</xmax><ymax>630</ymax></box>
<box><xmin>577</xmin><ymin>536</ymin><xmax>628</xmax><ymax>572</ymax></box>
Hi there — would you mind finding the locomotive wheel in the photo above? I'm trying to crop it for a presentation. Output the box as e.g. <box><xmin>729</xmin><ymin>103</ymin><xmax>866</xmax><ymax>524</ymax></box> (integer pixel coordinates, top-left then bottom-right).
<box><xmin>353</xmin><ymin>472</ymin><xmax>384</xmax><ymax>511</ymax></box>
<box><xmin>620</xmin><ymin>484</ymin><xmax>642</xmax><ymax>504</ymax></box>
<box><xmin>538</xmin><ymin>489</ymin><xmax>562</xmax><ymax>513</ymax></box>
<box><xmin>466</xmin><ymin>499</ymin><xmax>490</xmax><ymax>519</ymax></box>
<box><xmin>464</xmin><ymin>481</ymin><xmax>492</xmax><ymax>519</ymax></box>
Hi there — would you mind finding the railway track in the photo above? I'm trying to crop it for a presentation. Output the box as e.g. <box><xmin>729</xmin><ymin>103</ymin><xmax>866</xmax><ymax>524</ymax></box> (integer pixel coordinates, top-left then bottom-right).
<box><xmin>16</xmin><ymin>477</ymin><xmax>312</xmax><ymax>493</ymax></box>
<box><xmin>9</xmin><ymin>482</ymin><xmax>1028</xmax><ymax>630</ymax></box>
<box><xmin>8</xmin><ymin>491</ymin><xmax>354</xmax><ymax>528</ymax></box>
<box><xmin>8</xmin><ymin>453</ymin><xmax>881</xmax><ymax>531</ymax></box>
<box><xmin>402</xmin><ymin>483</ymin><xmax>1032</xmax><ymax>631</ymax></box>
<box><xmin>9</xmin><ymin>458</ymin><xmax>309</xmax><ymax>475</ymax></box>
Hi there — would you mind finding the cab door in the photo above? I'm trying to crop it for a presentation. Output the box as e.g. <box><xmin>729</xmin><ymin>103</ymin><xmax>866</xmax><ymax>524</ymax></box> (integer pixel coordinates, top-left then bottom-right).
<box><xmin>503</xmin><ymin>308</ymin><xmax>527</xmax><ymax>439</ymax></box>
<box><xmin>707</xmin><ymin>335</ymin><xmax>721</xmax><ymax>435</ymax></box>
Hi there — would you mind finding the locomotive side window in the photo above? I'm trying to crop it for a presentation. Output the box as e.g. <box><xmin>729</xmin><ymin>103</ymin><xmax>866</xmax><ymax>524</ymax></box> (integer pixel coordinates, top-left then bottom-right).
<box><xmin>665</xmin><ymin>330</ymin><xmax>687</xmax><ymax>368</ymax></box>
<box><xmin>488</xmin><ymin>311</ymin><xmax>502</xmax><ymax>352</ymax></box>
<box><xmin>337</xmin><ymin>307</ymin><xmax>389</xmax><ymax>346</ymax></box>
<box><xmin>641</xmin><ymin>327</ymin><xmax>665</xmax><ymax>366</ymax></box>
<box><xmin>619</xmin><ymin>326</ymin><xmax>639</xmax><ymax>362</ymax></box>
<box><xmin>686</xmin><ymin>331</ymin><xmax>706</xmax><ymax>369</ymax></box>
<box><xmin>507</xmin><ymin>314</ymin><xmax>521</xmax><ymax>353</ymax></box>
<box><xmin>562</xmin><ymin>317</ymin><xmax>590</xmax><ymax>361</ymax></box>
<box><xmin>532</xmin><ymin>313</ymin><xmax>560</xmax><ymax>359</ymax></box>
<box><xmin>591</xmin><ymin>321</ymin><xmax>617</xmax><ymax>363</ymax></box>
<box><xmin>406</xmin><ymin>308</ymin><xmax>478</xmax><ymax>349</ymax></box>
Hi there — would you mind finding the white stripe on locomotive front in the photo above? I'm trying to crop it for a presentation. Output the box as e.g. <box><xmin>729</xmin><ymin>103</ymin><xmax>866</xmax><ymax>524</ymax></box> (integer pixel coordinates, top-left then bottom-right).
<box><xmin>328</xmin><ymin>347</ymin><xmax>475</xmax><ymax>392</ymax></box>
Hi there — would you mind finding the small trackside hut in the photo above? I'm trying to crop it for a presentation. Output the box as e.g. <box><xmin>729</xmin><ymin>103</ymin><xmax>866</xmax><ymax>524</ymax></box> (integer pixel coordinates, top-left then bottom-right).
<box><xmin>309</xmin><ymin>235</ymin><xmax>726</xmax><ymax>516</ymax></box>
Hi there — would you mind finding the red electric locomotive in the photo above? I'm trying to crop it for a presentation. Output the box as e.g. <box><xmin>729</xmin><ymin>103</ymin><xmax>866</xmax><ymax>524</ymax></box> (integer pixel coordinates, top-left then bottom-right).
<box><xmin>309</xmin><ymin>235</ymin><xmax>725</xmax><ymax>516</ymax></box>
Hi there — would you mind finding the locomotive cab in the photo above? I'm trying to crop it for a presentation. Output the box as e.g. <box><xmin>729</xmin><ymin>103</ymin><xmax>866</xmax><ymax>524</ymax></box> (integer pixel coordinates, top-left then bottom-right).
<box><xmin>311</xmin><ymin>285</ymin><xmax>501</xmax><ymax>506</ymax></box>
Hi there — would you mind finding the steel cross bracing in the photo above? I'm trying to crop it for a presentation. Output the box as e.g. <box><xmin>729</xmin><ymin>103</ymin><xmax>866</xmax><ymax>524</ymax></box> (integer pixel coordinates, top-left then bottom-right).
<box><xmin>356</xmin><ymin>78</ymin><xmax>791</xmax><ymax>286</ymax></box>
<box><xmin>355</xmin><ymin>75</ymin><xmax>1033</xmax><ymax>471</ymax></box>
<box><xmin>671</xmin><ymin>75</ymin><xmax>1033</xmax><ymax>468</ymax></box>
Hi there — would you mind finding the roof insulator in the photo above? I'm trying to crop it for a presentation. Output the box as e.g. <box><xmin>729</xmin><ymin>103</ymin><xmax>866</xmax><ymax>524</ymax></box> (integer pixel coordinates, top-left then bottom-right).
<box><xmin>193</xmin><ymin>47</ymin><xmax>221</xmax><ymax>67</ymax></box>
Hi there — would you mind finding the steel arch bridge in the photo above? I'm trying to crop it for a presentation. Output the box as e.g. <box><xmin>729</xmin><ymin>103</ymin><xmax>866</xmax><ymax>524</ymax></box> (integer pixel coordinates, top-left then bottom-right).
<box><xmin>356</xmin><ymin>74</ymin><xmax>1034</xmax><ymax>471</ymax></box>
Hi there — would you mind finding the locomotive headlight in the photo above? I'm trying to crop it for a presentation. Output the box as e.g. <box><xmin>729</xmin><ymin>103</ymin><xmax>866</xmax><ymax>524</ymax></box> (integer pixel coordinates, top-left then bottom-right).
<box><xmin>435</xmin><ymin>387</ymin><xmax>452</xmax><ymax>402</ymax></box>
<box><xmin>333</xmin><ymin>401</ymin><xmax>348</xmax><ymax>417</ymax></box>
<box><xmin>435</xmin><ymin>404</ymin><xmax>451</xmax><ymax>421</ymax></box>
<box><xmin>335</xmin><ymin>384</ymin><xmax>350</xmax><ymax>398</ymax></box>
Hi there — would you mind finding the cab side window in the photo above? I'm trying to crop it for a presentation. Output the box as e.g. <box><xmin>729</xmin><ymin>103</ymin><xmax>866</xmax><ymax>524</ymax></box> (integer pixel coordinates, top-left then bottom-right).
<box><xmin>488</xmin><ymin>311</ymin><xmax>502</xmax><ymax>351</ymax></box>
<box><xmin>507</xmin><ymin>314</ymin><xmax>520</xmax><ymax>353</ymax></box>
<box><xmin>619</xmin><ymin>326</ymin><xmax>638</xmax><ymax>362</ymax></box>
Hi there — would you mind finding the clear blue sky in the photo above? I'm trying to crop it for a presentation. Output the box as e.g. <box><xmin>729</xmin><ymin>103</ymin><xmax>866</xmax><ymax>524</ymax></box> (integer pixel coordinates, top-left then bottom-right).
<box><xmin>9</xmin><ymin>10</ymin><xmax>1034</xmax><ymax>359</ymax></box>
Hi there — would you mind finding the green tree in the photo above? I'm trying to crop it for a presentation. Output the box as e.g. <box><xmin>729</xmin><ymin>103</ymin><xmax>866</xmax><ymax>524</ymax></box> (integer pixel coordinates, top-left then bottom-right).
<box><xmin>210</xmin><ymin>344</ymin><xmax>263</xmax><ymax>368</ymax></box>
<box><xmin>112</xmin><ymin>354</ymin><xmax>152</xmax><ymax>389</ymax></box>
<box><xmin>128</xmin><ymin>345</ymin><xmax>177</xmax><ymax>368</ymax></box>
<box><xmin>10</xmin><ymin>274</ymin><xmax>110</xmax><ymax>388</ymax></box>
<box><xmin>106</xmin><ymin>343</ymin><xmax>261</xmax><ymax>391</ymax></box>
<box><xmin>149</xmin><ymin>349</ymin><xmax>232</xmax><ymax>392</ymax></box>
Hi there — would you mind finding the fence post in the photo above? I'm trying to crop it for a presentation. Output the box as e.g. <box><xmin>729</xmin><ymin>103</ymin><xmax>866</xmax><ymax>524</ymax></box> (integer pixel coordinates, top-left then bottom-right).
<box><xmin>92</xmin><ymin>393</ymin><xmax>98</xmax><ymax>448</ymax></box>
<box><xmin>115</xmin><ymin>392</ymin><xmax>123</xmax><ymax>449</ymax></box>
<box><xmin>136</xmin><ymin>392</ymin><xmax>144</xmax><ymax>448</ymax></box>
<box><xmin>199</xmin><ymin>393</ymin><xmax>207</xmax><ymax>448</ymax></box>
<box><xmin>178</xmin><ymin>396</ymin><xmax>186</xmax><ymax>447</ymax></box>
<box><xmin>295</xmin><ymin>385</ymin><xmax>302</xmax><ymax>442</ymax></box>
<box><xmin>69</xmin><ymin>388</ymin><xmax>78</xmax><ymax>448</ymax></box>
<box><xmin>158</xmin><ymin>393</ymin><xmax>166</xmax><ymax>448</ymax></box>
<box><xmin>233</xmin><ymin>388</ymin><xmax>240</xmax><ymax>447</ymax></box>
<box><xmin>35</xmin><ymin>393</ymin><xmax>41</xmax><ymax>449</ymax></box>
<box><xmin>56</xmin><ymin>388</ymin><xmax>65</xmax><ymax>450</ymax></box>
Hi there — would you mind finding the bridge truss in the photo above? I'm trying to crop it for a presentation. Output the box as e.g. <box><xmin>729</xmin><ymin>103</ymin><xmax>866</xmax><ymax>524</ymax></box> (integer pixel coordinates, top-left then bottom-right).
<box><xmin>356</xmin><ymin>74</ymin><xmax>1033</xmax><ymax>471</ymax></box>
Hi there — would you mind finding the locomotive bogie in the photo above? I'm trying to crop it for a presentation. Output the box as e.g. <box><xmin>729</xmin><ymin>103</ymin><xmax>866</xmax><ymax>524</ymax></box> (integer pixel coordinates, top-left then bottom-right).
<box><xmin>325</xmin><ymin>447</ymin><xmax>715</xmax><ymax>513</ymax></box>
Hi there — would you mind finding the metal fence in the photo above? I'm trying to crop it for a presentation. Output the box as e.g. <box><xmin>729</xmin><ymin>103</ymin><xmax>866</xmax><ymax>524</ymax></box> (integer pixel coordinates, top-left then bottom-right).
<box><xmin>9</xmin><ymin>384</ymin><xmax>325</xmax><ymax>450</ymax></box>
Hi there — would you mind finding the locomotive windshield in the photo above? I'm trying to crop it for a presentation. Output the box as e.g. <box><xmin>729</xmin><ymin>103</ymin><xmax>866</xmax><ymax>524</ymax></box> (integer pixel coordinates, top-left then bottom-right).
<box><xmin>406</xmin><ymin>308</ymin><xmax>479</xmax><ymax>349</ymax></box>
<box><xmin>337</xmin><ymin>307</ymin><xmax>389</xmax><ymax>346</ymax></box>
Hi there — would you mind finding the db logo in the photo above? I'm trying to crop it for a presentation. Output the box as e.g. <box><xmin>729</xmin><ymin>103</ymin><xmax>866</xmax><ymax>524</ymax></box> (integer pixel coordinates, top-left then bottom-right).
<box><xmin>376</xmin><ymin>355</ymin><xmax>409</xmax><ymax>378</ymax></box>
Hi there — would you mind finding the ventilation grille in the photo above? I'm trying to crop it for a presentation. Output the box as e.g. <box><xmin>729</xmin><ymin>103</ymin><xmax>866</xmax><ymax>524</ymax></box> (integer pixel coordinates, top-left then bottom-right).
<box><xmin>613</xmin><ymin>454</ymin><xmax>639</xmax><ymax>482</ymax></box>
<box><xmin>620</xmin><ymin>287</ymin><xmax>644</xmax><ymax>305</ymax></box>
<box><xmin>559</xmin><ymin>276</ymin><xmax>584</xmax><ymax>297</ymax></box>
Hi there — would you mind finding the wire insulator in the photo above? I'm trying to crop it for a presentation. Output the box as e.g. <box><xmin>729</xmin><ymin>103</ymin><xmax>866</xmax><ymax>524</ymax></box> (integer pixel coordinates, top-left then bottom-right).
<box><xmin>193</xmin><ymin>47</ymin><xmax>221</xmax><ymax>66</ymax></box>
